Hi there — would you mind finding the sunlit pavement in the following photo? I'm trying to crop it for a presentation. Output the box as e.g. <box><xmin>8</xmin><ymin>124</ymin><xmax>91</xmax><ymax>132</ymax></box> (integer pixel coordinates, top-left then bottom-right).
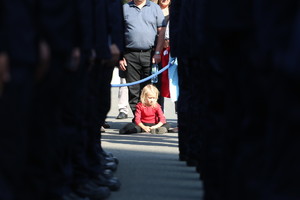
<box><xmin>101</xmin><ymin>70</ymin><xmax>204</xmax><ymax>199</ymax></box>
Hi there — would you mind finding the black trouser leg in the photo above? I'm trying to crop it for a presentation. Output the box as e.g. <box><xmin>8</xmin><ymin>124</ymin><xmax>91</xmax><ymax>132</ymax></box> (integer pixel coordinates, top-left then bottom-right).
<box><xmin>0</xmin><ymin>66</ymin><xmax>35</xmax><ymax>200</ymax></box>
<box><xmin>124</xmin><ymin>51</ymin><xmax>151</xmax><ymax>114</ymax></box>
<box><xmin>28</xmin><ymin>57</ymin><xmax>68</xmax><ymax>199</ymax></box>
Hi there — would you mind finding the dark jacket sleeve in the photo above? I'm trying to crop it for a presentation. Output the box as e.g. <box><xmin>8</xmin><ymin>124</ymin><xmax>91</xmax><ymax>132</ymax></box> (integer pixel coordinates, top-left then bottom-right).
<box><xmin>38</xmin><ymin>0</ymin><xmax>76</xmax><ymax>56</ymax></box>
<box><xmin>169</xmin><ymin>0</ymin><xmax>182</xmax><ymax>57</ymax></box>
<box><xmin>0</xmin><ymin>0</ymin><xmax>5</xmax><ymax>52</ymax></box>
<box><xmin>2</xmin><ymin>0</ymin><xmax>38</xmax><ymax>64</ymax></box>
<box><xmin>76</xmin><ymin>0</ymin><xmax>94</xmax><ymax>52</ymax></box>
<box><xmin>94</xmin><ymin>0</ymin><xmax>111</xmax><ymax>60</ymax></box>
<box><xmin>107</xmin><ymin>0</ymin><xmax>125</xmax><ymax>53</ymax></box>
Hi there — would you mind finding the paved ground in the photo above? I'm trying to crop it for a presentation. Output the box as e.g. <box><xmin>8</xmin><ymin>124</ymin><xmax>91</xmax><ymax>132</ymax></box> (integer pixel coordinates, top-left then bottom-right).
<box><xmin>101</xmin><ymin>68</ymin><xmax>204</xmax><ymax>199</ymax></box>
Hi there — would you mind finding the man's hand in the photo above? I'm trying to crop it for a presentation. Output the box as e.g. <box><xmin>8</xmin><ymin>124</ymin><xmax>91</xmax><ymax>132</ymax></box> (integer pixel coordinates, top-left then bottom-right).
<box><xmin>0</xmin><ymin>52</ymin><xmax>10</xmax><ymax>96</ymax></box>
<box><xmin>152</xmin><ymin>54</ymin><xmax>161</xmax><ymax>64</ymax></box>
<box><xmin>119</xmin><ymin>57</ymin><xmax>127</xmax><ymax>71</ymax></box>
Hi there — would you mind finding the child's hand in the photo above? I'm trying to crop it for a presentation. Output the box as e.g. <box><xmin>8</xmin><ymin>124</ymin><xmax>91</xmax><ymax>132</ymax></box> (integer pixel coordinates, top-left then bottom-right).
<box><xmin>150</xmin><ymin>125</ymin><xmax>158</xmax><ymax>129</ymax></box>
<box><xmin>142</xmin><ymin>126</ymin><xmax>151</xmax><ymax>133</ymax></box>
<box><xmin>151</xmin><ymin>122</ymin><xmax>163</xmax><ymax>130</ymax></box>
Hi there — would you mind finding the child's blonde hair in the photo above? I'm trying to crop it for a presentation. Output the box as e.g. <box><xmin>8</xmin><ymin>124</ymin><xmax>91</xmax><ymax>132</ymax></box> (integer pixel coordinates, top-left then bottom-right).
<box><xmin>140</xmin><ymin>84</ymin><xmax>159</xmax><ymax>106</ymax></box>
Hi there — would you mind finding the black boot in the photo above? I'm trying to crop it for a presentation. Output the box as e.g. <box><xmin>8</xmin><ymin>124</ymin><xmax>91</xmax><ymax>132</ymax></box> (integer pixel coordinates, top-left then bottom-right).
<box><xmin>75</xmin><ymin>181</ymin><xmax>110</xmax><ymax>200</ymax></box>
<box><xmin>94</xmin><ymin>173</ymin><xmax>121</xmax><ymax>191</ymax></box>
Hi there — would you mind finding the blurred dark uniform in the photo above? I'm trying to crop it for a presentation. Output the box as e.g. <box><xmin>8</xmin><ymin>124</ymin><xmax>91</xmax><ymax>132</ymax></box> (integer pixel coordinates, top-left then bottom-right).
<box><xmin>84</xmin><ymin>0</ymin><xmax>124</xmax><ymax>178</ymax></box>
<box><xmin>26</xmin><ymin>0</ymin><xmax>76</xmax><ymax>199</ymax></box>
<box><xmin>203</xmin><ymin>1</ymin><xmax>255</xmax><ymax>200</ymax></box>
<box><xmin>56</xmin><ymin>0</ymin><xmax>94</xmax><ymax>197</ymax></box>
<box><xmin>0</xmin><ymin>0</ymin><xmax>124</xmax><ymax>199</ymax></box>
<box><xmin>58</xmin><ymin>0</ymin><xmax>124</xmax><ymax>198</ymax></box>
<box><xmin>171</xmin><ymin>0</ymin><xmax>207</xmax><ymax>169</ymax></box>
<box><xmin>169</xmin><ymin>0</ymin><xmax>190</xmax><ymax>163</ymax></box>
<box><xmin>265</xmin><ymin>3</ymin><xmax>300</xmax><ymax>199</ymax></box>
<box><xmin>175</xmin><ymin>1</ymin><xmax>225</xmax><ymax>200</ymax></box>
<box><xmin>38</xmin><ymin>0</ymin><xmax>124</xmax><ymax>198</ymax></box>
<box><xmin>95</xmin><ymin>0</ymin><xmax>124</xmax><ymax>138</ymax></box>
<box><xmin>237</xmin><ymin>1</ymin><xmax>300</xmax><ymax>199</ymax></box>
<box><xmin>0</xmin><ymin>0</ymin><xmax>38</xmax><ymax>199</ymax></box>
<box><xmin>172</xmin><ymin>0</ymin><xmax>300</xmax><ymax>200</ymax></box>
<box><xmin>170</xmin><ymin>0</ymin><xmax>204</xmax><ymax>169</ymax></box>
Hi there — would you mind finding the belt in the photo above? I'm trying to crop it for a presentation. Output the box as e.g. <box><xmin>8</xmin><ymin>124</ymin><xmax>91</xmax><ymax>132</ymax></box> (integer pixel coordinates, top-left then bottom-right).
<box><xmin>126</xmin><ymin>48</ymin><xmax>152</xmax><ymax>52</ymax></box>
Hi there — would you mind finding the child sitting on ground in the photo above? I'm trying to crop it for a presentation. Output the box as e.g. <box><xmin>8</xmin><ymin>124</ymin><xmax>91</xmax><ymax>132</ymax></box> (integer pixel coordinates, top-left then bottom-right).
<box><xmin>119</xmin><ymin>84</ymin><xmax>170</xmax><ymax>134</ymax></box>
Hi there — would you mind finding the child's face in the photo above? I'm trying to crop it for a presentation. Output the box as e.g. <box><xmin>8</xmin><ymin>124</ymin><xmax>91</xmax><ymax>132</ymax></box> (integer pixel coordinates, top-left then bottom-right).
<box><xmin>145</xmin><ymin>93</ymin><xmax>157</xmax><ymax>106</ymax></box>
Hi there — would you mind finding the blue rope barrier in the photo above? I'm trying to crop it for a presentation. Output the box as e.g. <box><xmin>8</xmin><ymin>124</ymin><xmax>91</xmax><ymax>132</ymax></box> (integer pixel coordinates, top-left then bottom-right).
<box><xmin>111</xmin><ymin>64</ymin><xmax>170</xmax><ymax>87</ymax></box>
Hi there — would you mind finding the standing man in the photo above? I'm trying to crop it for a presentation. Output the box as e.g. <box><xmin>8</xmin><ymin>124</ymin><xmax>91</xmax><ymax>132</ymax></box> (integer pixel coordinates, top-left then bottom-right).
<box><xmin>119</xmin><ymin>0</ymin><xmax>166</xmax><ymax>115</ymax></box>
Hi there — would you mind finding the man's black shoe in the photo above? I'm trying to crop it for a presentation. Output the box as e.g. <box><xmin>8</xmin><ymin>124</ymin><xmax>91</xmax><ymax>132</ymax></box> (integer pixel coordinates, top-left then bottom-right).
<box><xmin>186</xmin><ymin>158</ymin><xmax>198</xmax><ymax>167</ymax></box>
<box><xmin>62</xmin><ymin>192</ymin><xmax>90</xmax><ymax>200</ymax></box>
<box><xmin>116</xmin><ymin>112</ymin><xmax>128</xmax><ymax>119</ymax></box>
<box><xmin>196</xmin><ymin>163</ymin><xmax>201</xmax><ymax>174</ymax></box>
<box><xmin>103</xmin><ymin>161</ymin><xmax>118</xmax><ymax>171</ymax></box>
<box><xmin>103</xmin><ymin>151</ymin><xmax>114</xmax><ymax>158</ymax></box>
<box><xmin>102</xmin><ymin>121</ymin><xmax>110</xmax><ymax>128</ymax></box>
<box><xmin>103</xmin><ymin>154</ymin><xmax>119</xmax><ymax>165</ymax></box>
<box><xmin>76</xmin><ymin>181</ymin><xmax>110</xmax><ymax>200</ymax></box>
<box><xmin>99</xmin><ymin>154</ymin><xmax>118</xmax><ymax>171</ymax></box>
<box><xmin>101</xmin><ymin>151</ymin><xmax>119</xmax><ymax>164</ymax></box>
<box><xmin>179</xmin><ymin>153</ymin><xmax>187</xmax><ymax>161</ymax></box>
<box><xmin>94</xmin><ymin>174</ymin><xmax>121</xmax><ymax>191</ymax></box>
<box><xmin>101</xmin><ymin>169</ymin><xmax>114</xmax><ymax>179</ymax></box>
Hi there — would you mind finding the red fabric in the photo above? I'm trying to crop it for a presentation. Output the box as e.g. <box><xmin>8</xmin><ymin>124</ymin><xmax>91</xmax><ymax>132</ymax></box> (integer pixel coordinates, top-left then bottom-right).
<box><xmin>134</xmin><ymin>102</ymin><xmax>166</xmax><ymax>125</ymax></box>
<box><xmin>160</xmin><ymin>47</ymin><xmax>170</xmax><ymax>98</ymax></box>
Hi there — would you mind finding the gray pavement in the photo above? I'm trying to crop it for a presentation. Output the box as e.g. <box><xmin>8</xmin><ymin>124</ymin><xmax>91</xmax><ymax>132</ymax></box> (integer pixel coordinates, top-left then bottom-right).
<box><xmin>101</xmin><ymin>69</ymin><xmax>204</xmax><ymax>199</ymax></box>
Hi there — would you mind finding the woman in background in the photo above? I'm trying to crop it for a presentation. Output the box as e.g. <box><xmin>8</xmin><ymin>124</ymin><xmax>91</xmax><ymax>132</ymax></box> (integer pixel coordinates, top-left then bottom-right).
<box><xmin>158</xmin><ymin>0</ymin><xmax>171</xmax><ymax>101</ymax></box>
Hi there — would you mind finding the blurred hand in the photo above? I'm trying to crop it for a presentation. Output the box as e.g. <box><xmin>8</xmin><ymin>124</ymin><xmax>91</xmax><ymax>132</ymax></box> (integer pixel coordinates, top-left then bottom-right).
<box><xmin>142</xmin><ymin>126</ymin><xmax>151</xmax><ymax>133</ymax></box>
<box><xmin>163</xmin><ymin>39</ymin><xmax>169</xmax><ymax>48</ymax></box>
<box><xmin>0</xmin><ymin>52</ymin><xmax>10</xmax><ymax>96</ymax></box>
<box><xmin>119</xmin><ymin>57</ymin><xmax>127</xmax><ymax>71</ymax></box>
<box><xmin>152</xmin><ymin>54</ymin><xmax>161</xmax><ymax>64</ymax></box>
<box><xmin>150</xmin><ymin>125</ymin><xmax>159</xmax><ymax>129</ymax></box>
<box><xmin>36</xmin><ymin>41</ymin><xmax>51</xmax><ymax>81</ymax></box>
<box><xmin>109</xmin><ymin>44</ymin><xmax>120</xmax><ymax>66</ymax></box>
<box><xmin>101</xmin><ymin>44</ymin><xmax>121</xmax><ymax>67</ymax></box>
<box><xmin>68</xmin><ymin>47</ymin><xmax>81</xmax><ymax>71</ymax></box>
